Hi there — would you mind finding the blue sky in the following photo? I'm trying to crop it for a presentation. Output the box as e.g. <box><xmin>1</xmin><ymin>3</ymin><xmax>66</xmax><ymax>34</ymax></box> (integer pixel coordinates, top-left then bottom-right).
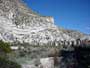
<box><xmin>22</xmin><ymin>0</ymin><xmax>90</xmax><ymax>34</ymax></box>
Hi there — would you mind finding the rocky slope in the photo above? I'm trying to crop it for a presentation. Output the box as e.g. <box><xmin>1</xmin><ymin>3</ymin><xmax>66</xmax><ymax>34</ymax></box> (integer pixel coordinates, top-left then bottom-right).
<box><xmin>62</xmin><ymin>29</ymin><xmax>86</xmax><ymax>39</ymax></box>
<box><xmin>62</xmin><ymin>29</ymin><xmax>90</xmax><ymax>40</ymax></box>
<box><xmin>0</xmin><ymin>0</ymin><xmax>89</xmax><ymax>45</ymax></box>
<box><xmin>0</xmin><ymin>0</ymin><xmax>74</xmax><ymax>45</ymax></box>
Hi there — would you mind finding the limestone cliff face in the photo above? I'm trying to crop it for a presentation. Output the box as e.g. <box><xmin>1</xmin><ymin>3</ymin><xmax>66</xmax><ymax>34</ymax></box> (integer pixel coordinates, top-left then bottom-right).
<box><xmin>0</xmin><ymin>0</ymin><xmax>80</xmax><ymax>45</ymax></box>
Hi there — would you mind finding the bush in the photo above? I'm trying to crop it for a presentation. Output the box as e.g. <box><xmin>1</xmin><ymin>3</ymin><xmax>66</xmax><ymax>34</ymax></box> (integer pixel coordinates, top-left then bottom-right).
<box><xmin>0</xmin><ymin>40</ymin><xmax>12</xmax><ymax>53</ymax></box>
<box><xmin>0</xmin><ymin>57</ymin><xmax>21</xmax><ymax>68</ymax></box>
<box><xmin>0</xmin><ymin>40</ymin><xmax>21</xmax><ymax>68</ymax></box>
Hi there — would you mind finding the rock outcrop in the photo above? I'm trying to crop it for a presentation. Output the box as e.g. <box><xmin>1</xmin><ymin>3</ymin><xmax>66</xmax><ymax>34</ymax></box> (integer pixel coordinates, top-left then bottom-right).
<box><xmin>0</xmin><ymin>0</ymin><xmax>74</xmax><ymax>45</ymax></box>
<box><xmin>0</xmin><ymin>0</ymin><xmax>89</xmax><ymax>46</ymax></box>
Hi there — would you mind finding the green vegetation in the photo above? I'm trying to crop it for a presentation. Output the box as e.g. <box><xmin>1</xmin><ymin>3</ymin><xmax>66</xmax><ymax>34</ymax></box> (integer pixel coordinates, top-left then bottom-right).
<box><xmin>0</xmin><ymin>57</ymin><xmax>21</xmax><ymax>68</ymax></box>
<box><xmin>0</xmin><ymin>40</ymin><xmax>11</xmax><ymax>54</ymax></box>
<box><xmin>0</xmin><ymin>40</ymin><xmax>21</xmax><ymax>68</ymax></box>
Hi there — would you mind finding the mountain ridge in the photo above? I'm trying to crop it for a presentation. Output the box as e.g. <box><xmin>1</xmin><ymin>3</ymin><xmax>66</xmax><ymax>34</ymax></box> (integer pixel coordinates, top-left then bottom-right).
<box><xmin>0</xmin><ymin>0</ymin><xmax>89</xmax><ymax>45</ymax></box>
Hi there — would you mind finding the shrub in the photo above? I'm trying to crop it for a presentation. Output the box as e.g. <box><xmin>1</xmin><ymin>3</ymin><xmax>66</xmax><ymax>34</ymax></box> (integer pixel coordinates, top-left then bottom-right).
<box><xmin>0</xmin><ymin>40</ymin><xmax>21</xmax><ymax>68</ymax></box>
<box><xmin>0</xmin><ymin>40</ymin><xmax>12</xmax><ymax>53</ymax></box>
<box><xmin>0</xmin><ymin>57</ymin><xmax>21</xmax><ymax>68</ymax></box>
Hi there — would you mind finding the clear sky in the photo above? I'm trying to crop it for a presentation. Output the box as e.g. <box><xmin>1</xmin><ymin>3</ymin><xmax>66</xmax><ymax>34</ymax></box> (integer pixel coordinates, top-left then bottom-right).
<box><xmin>22</xmin><ymin>0</ymin><xmax>90</xmax><ymax>34</ymax></box>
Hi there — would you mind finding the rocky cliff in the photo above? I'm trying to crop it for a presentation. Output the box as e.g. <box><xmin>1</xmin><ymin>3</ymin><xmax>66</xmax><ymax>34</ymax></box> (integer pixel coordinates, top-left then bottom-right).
<box><xmin>0</xmin><ymin>0</ymin><xmax>89</xmax><ymax>45</ymax></box>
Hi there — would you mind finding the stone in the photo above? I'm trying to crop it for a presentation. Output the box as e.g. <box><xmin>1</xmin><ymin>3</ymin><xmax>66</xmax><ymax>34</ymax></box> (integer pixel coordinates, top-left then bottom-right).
<box><xmin>40</xmin><ymin>57</ymin><xmax>54</xmax><ymax>68</ymax></box>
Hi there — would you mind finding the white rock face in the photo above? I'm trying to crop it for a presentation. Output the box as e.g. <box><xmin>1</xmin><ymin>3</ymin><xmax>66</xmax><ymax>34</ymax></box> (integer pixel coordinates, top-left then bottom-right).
<box><xmin>40</xmin><ymin>58</ymin><xmax>54</xmax><ymax>68</ymax></box>
<box><xmin>0</xmin><ymin>0</ymin><xmax>89</xmax><ymax>44</ymax></box>
<box><xmin>0</xmin><ymin>0</ymin><xmax>77</xmax><ymax>45</ymax></box>
<box><xmin>21</xmin><ymin>58</ymin><xmax>54</xmax><ymax>68</ymax></box>
<box><xmin>22</xmin><ymin>64</ymin><xmax>38</xmax><ymax>68</ymax></box>
<box><xmin>0</xmin><ymin>16</ymin><xmax>73</xmax><ymax>44</ymax></box>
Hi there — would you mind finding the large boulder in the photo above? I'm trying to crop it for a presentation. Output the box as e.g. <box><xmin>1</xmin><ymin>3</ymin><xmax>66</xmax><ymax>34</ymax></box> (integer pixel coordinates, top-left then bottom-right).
<box><xmin>40</xmin><ymin>57</ymin><xmax>54</xmax><ymax>68</ymax></box>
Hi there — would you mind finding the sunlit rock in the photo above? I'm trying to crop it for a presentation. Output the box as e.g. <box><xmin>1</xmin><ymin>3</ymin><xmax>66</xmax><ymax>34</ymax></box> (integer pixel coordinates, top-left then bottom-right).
<box><xmin>40</xmin><ymin>57</ymin><xmax>54</xmax><ymax>68</ymax></box>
